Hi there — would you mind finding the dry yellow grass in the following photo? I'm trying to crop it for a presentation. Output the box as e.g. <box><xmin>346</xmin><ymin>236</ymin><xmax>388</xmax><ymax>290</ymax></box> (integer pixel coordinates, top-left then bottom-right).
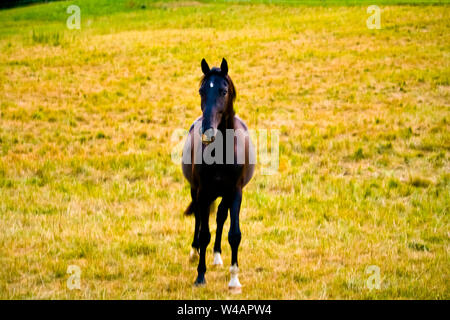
<box><xmin>0</xmin><ymin>1</ymin><xmax>448</xmax><ymax>299</ymax></box>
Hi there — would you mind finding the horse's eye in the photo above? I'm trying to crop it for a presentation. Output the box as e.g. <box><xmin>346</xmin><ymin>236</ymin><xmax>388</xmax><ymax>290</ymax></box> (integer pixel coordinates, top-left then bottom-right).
<box><xmin>221</xmin><ymin>89</ymin><xmax>227</xmax><ymax>96</ymax></box>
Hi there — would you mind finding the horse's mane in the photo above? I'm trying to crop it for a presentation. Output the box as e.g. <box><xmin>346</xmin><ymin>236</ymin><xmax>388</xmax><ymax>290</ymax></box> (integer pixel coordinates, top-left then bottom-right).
<box><xmin>199</xmin><ymin>67</ymin><xmax>236</xmax><ymax>128</ymax></box>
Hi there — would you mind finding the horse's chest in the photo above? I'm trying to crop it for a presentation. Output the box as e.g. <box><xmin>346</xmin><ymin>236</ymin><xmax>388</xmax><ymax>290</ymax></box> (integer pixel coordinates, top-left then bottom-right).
<box><xmin>199</xmin><ymin>165</ymin><xmax>242</xmax><ymax>190</ymax></box>
<box><xmin>204</xmin><ymin>169</ymin><xmax>228</xmax><ymax>183</ymax></box>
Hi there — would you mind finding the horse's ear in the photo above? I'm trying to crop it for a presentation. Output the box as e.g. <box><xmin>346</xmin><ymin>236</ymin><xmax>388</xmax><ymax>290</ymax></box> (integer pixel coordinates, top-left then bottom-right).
<box><xmin>201</xmin><ymin>58</ymin><xmax>210</xmax><ymax>75</ymax></box>
<box><xmin>220</xmin><ymin>58</ymin><xmax>228</xmax><ymax>76</ymax></box>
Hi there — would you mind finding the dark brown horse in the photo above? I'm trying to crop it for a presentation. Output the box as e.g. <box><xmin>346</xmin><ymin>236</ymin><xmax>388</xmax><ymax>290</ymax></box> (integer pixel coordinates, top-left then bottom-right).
<box><xmin>182</xmin><ymin>58</ymin><xmax>255</xmax><ymax>292</ymax></box>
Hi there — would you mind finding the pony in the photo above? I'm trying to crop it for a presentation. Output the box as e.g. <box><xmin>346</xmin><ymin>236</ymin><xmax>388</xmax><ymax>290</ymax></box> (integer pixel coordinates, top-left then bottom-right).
<box><xmin>181</xmin><ymin>58</ymin><xmax>255</xmax><ymax>293</ymax></box>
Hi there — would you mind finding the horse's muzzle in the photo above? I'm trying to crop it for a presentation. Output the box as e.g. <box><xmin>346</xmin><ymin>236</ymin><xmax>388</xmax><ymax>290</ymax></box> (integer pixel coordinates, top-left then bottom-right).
<box><xmin>201</xmin><ymin>133</ymin><xmax>215</xmax><ymax>145</ymax></box>
<box><xmin>201</xmin><ymin>128</ymin><xmax>216</xmax><ymax>145</ymax></box>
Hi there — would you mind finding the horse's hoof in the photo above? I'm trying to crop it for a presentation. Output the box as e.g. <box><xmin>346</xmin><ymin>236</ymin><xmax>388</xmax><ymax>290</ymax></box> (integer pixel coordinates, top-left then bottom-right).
<box><xmin>212</xmin><ymin>252</ymin><xmax>223</xmax><ymax>266</ymax></box>
<box><xmin>195</xmin><ymin>281</ymin><xmax>206</xmax><ymax>287</ymax></box>
<box><xmin>228</xmin><ymin>264</ymin><xmax>241</xmax><ymax>294</ymax></box>
<box><xmin>189</xmin><ymin>248</ymin><xmax>199</xmax><ymax>262</ymax></box>
<box><xmin>194</xmin><ymin>274</ymin><xmax>206</xmax><ymax>287</ymax></box>
<box><xmin>228</xmin><ymin>285</ymin><xmax>242</xmax><ymax>294</ymax></box>
<box><xmin>228</xmin><ymin>277</ymin><xmax>242</xmax><ymax>293</ymax></box>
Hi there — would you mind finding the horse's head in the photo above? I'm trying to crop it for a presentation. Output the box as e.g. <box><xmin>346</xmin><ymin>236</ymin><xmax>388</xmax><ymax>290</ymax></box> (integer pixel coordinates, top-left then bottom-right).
<box><xmin>199</xmin><ymin>58</ymin><xmax>236</xmax><ymax>145</ymax></box>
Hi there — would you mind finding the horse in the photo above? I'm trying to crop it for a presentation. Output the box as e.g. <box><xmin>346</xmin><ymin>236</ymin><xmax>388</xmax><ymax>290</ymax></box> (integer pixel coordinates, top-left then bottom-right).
<box><xmin>181</xmin><ymin>58</ymin><xmax>255</xmax><ymax>293</ymax></box>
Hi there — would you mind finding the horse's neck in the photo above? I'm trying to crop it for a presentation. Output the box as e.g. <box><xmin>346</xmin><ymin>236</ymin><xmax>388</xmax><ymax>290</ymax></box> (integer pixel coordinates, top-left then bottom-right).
<box><xmin>221</xmin><ymin>103</ymin><xmax>235</xmax><ymax>131</ymax></box>
<box><xmin>218</xmin><ymin>115</ymin><xmax>235</xmax><ymax>133</ymax></box>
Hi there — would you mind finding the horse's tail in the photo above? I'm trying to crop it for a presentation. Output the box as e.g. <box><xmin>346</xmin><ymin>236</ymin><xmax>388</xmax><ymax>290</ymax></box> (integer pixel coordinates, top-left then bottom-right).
<box><xmin>183</xmin><ymin>200</ymin><xmax>216</xmax><ymax>216</ymax></box>
<box><xmin>184</xmin><ymin>201</ymin><xmax>195</xmax><ymax>216</ymax></box>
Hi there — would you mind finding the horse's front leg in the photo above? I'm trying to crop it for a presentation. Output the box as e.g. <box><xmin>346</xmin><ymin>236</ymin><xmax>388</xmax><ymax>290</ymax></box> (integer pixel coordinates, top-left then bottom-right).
<box><xmin>213</xmin><ymin>197</ymin><xmax>229</xmax><ymax>266</ymax></box>
<box><xmin>189</xmin><ymin>212</ymin><xmax>200</xmax><ymax>262</ymax></box>
<box><xmin>189</xmin><ymin>187</ymin><xmax>200</xmax><ymax>262</ymax></box>
<box><xmin>228</xmin><ymin>188</ymin><xmax>242</xmax><ymax>293</ymax></box>
<box><xmin>194</xmin><ymin>193</ymin><xmax>212</xmax><ymax>286</ymax></box>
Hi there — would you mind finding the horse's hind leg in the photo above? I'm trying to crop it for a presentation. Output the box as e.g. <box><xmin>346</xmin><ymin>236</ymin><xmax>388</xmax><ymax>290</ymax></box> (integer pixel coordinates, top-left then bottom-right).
<box><xmin>228</xmin><ymin>188</ymin><xmax>242</xmax><ymax>293</ymax></box>
<box><xmin>213</xmin><ymin>197</ymin><xmax>229</xmax><ymax>266</ymax></box>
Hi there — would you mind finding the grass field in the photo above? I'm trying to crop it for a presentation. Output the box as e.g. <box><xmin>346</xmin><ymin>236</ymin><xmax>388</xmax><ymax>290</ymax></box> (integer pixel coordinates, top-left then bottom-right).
<box><xmin>0</xmin><ymin>0</ymin><xmax>449</xmax><ymax>299</ymax></box>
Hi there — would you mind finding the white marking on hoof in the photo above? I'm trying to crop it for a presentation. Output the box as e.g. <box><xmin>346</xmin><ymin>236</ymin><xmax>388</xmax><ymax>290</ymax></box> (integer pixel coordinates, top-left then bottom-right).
<box><xmin>189</xmin><ymin>248</ymin><xmax>199</xmax><ymax>262</ymax></box>
<box><xmin>228</xmin><ymin>264</ymin><xmax>242</xmax><ymax>294</ymax></box>
<box><xmin>213</xmin><ymin>252</ymin><xmax>223</xmax><ymax>266</ymax></box>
